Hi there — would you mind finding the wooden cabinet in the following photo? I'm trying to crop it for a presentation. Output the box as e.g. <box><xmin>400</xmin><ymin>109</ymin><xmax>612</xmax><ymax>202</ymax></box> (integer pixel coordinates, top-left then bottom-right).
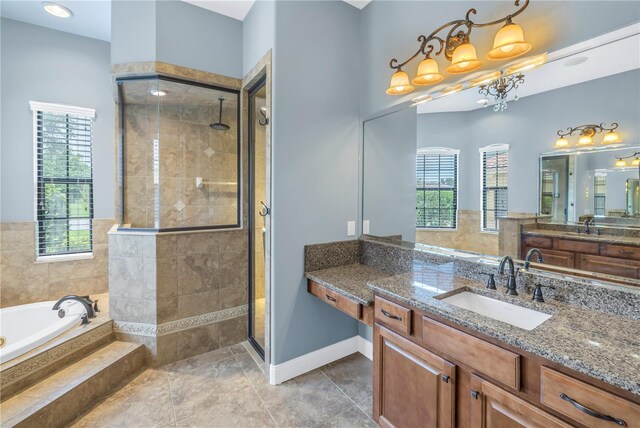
<box><xmin>374</xmin><ymin>296</ymin><xmax>412</xmax><ymax>335</ymax></box>
<box><xmin>470</xmin><ymin>375</ymin><xmax>572</xmax><ymax>428</ymax></box>
<box><xmin>307</xmin><ymin>280</ymin><xmax>373</xmax><ymax>326</ymax></box>
<box><xmin>374</xmin><ymin>325</ymin><xmax>455</xmax><ymax>428</ymax></box>
<box><xmin>521</xmin><ymin>234</ymin><xmax>640</xmax><ymax>280</ymax></box>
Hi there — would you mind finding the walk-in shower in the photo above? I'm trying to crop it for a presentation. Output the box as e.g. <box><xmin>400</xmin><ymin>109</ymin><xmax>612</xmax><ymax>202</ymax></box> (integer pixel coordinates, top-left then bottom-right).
<box><xmin>116</xmin><ymin>76</ymin><xmax>241</xmax><ymax>231</ymax></box>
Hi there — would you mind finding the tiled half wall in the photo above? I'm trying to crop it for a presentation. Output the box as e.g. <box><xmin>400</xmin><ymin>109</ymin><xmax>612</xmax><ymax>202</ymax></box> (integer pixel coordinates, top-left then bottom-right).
<box><xmin>108</xmin><ymin>230</ymin><xmax>247</xmax><ymax>365</ymax></box>
<box><xmin>0</xmin><ymin>219</ymin><xmax>114</xmax><ymax>308</ymax></box>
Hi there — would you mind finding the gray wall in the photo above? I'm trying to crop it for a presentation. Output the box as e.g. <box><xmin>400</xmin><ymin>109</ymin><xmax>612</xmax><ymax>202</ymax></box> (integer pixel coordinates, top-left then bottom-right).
<box><xmin>363</xmin><ymin>108</ymin><xmax>417</xmax><ymax>240</ymax></box>
<box><xmin>360</xmin><ymin>1</ymin><xmax>640</xmax><ymax>118</ymax></box>
<box><xmin>112</xmin><ymin>0</ymin><xmax>243</xmax><ymax>78</ymax></box>
<box><xmin>270</xmin><ymin>0</ymin><xmax>361</xmax><ymax>364</ymax></box>
<box><xmin>1</xmin><ymin>18</ymin><xmax>114</xmax><ymax>221</ymax></box>
<box><xmin>242</xmin><ymin>0</ymin><xmax>275</xmax><ymax>75</ymax></box>
<box><xmin>417</xmin><ymin>70</ymin><xmax>640</xmax><ymax>214</ymax></box>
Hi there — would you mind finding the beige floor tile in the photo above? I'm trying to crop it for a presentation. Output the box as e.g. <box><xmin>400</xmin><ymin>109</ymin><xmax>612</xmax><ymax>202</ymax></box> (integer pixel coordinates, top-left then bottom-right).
<box><xmin>320</xmin><ymin>353</ymin><xmax>372</xmax><ymax>404</ymax></box>
<box><xmin>317</xmin><ymin>404</ymin><xmax>378</xmax><ymax>428</ymax></box>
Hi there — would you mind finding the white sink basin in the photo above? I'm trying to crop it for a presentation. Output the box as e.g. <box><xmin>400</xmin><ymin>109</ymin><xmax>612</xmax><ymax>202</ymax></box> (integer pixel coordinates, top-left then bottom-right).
<box><xmin>441</xmin><ymin>291</ymin><xmax>552</xmax><ymax>331</ymax></box>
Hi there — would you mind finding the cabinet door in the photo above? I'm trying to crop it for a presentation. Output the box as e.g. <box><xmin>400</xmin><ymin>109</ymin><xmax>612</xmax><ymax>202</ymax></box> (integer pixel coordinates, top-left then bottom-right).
<box><xmin>374</xmin><ymin>325</ymin><xmax>455</xmax><ymax>428</ymax></box>
<box><xmin>578</xmin><ymin>254</ymin><xmax>640</xmax><ymax>279</ymax></box>
<box><xmin>524</xmin><ymin>247</ymin><xmax>575</xmax><ymax>269</ymax></box>
<box><xmin>470</xmin><ymin>375</ymin><xmax>572</xmax><ymax>428</ymax></box>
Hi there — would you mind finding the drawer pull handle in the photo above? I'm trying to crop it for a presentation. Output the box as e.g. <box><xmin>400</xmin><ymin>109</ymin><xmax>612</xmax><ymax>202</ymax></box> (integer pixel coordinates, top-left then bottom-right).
<box><xmin>442</xmin><ymin>375</ymin><xmax>450</xmax><ymax>383</ymax></box>
<box><xmin>471</xmin><ymin>390</ymin><xmax>480</xmax><ymax>400</ymax></box>
<box><xmin>618</xmin><ymin>250</ymin><xmax>634</xmax><ymax>255</ymax></box>
<box><xmin>560</xmin><ymin>393</ymin><xmax>626</xmax><ymax>426</ymax></box>
<box><xmin>381</xmin><ymin>309</ymin><xmax>402</xmax><ymax>321</ymax></box>
<box><xmin>325</xmin><ymin>294</ymin><xmax>337</xmax><ymax>303</ymax></box>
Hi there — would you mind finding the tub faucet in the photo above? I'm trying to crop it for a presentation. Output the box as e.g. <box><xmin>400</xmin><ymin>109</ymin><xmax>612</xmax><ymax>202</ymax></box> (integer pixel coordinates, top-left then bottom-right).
<box><xmin>498</xmin><ymin>256</ymin><xmax>518</xmax><ymax>296</ymax></box>
<box><xmin>524</xmin><ymin>248</ymin><xmax>544</xmax><ymax>271</ymax></box>
<box><xmin>52</xmin><ymin>295</ymin><xmax>96</xmax><ymax>324</ymax></box>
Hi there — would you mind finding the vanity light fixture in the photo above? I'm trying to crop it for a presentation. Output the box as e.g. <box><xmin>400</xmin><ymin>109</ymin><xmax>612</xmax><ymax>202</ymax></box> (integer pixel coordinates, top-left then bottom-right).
<box><xmin>42</xmin><ymin>2</ymin><xmax>73</xmax><ymax>18</ymax></box>
<box><xmin>614</xmin><ymin>152</ymin><xmax>640</xmax><ymax>168</ymax></box>
<box><xmin>477</xmin><ymin>72</ymin><xmax>524</xmax><ymax>112</ymax></box>
<box><xmin>386</xmin><ymin>0</ymin><xmax>531</xmax><ymax>95</ymax></box>
<box><xmin>554</xmin><ymin>123</ymin><xmax>621</xmax><ymax>149</ymax></box>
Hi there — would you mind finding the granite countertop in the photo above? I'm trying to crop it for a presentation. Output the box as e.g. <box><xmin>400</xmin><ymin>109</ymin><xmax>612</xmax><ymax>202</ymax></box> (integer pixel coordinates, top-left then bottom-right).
<box><xmin>306</xmin><ymin>262</ymin><xmax>640</xmax><ymax>396</ymax></box>
<box><xmin>305</xmin><ymin>263</ymin><xmax>392</xmax><ymax>306</ymax></box>
<box><xmin>522</xmin><ymin>228</ymin><xmax>640</xmax><ymax>247</ymax></box>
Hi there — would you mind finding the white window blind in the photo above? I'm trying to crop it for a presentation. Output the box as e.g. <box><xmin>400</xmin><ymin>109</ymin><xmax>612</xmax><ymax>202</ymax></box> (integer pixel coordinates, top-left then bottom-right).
<box><xmin>480</xmin><ymin>144</ymin><xmax>509</xmax><ymax>232</ymax></box>
<box><xmin>31</xmin><ymin>102</ymin><xmax>95</xmax><ymax>256</ymax></box>
<box><xmin>416</xmin><ymin>148</ymin><xmax>459</xmax><ymax>229</ymax></box>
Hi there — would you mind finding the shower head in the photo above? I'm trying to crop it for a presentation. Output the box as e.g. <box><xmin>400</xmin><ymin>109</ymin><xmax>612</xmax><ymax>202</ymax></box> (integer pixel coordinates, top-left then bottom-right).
<box><xmin>210</xmin><ymin>98</ymin><xmax>230</xmax><ymax>131</ymax></box>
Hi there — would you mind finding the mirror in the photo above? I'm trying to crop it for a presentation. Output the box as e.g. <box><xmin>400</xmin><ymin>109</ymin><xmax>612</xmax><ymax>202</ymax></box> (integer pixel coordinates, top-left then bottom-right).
<box><xmin>362</xmin><ymin>28</ymin><xmax>640</xmax><ymax>283</ymax></box>
<box><xmin>539</xmin><ymin>149</ymin><xmax>640</xmax><ymax>225</ymax></box>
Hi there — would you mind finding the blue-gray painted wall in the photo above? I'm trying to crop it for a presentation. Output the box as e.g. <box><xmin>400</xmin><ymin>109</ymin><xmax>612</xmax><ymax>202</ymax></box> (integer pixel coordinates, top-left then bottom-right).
<box><xmin>111</xmin><ymin>0</ymin><xmax>243</xmax><ymax>78</ymax></box>
<box><xmin>270</xmin><ymin>0</ymin><xmax>362</xmax><ymax>364</ymax></box>
<box><xmin>242</xmin><ymin>0</ymin><xmax>275</xmax><ymax>76</ymax></box>
<box><xmin>360</xmin><ymin>1</ymin><xmax>640</xmax><ymax>118</ymax></box>
<box><xmin>1</xmin><ymin>18</ymin><xmax>114</xmax><ymax>221</ymax></box>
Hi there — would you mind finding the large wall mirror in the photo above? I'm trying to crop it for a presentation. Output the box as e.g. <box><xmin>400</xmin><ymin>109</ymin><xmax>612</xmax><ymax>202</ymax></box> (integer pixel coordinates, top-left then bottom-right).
<box><xmin>361</xmin><ymin>25</ymin><xmax>640</xmax><ymax>284</ymax></box>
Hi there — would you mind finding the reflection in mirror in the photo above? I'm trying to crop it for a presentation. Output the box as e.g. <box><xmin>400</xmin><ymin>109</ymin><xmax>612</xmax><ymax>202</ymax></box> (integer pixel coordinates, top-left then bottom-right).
<box><xmin>362</xmin><ymin>28</ymin><xmax>640</xmax><ymax>283</ymax></box>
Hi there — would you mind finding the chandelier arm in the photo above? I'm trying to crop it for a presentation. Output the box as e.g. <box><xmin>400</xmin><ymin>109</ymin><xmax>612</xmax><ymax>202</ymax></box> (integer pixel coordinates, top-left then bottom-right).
<box><xmin>471</xmin><ymin>0</ymin><xmax>530</xmax><ymax>28</ymax></box>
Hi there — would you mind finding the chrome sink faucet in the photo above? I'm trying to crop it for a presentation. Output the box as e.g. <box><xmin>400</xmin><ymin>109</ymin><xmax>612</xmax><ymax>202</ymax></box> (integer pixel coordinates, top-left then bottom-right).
<box><xmin>498</xmin><ymin>256</ymin><xmax>518</xmax><ymax>296</ymax></box>
<box><xmin>524</xmin><ymin>248</ymin><xmax>544</xmax><ymax>271</ymax></box>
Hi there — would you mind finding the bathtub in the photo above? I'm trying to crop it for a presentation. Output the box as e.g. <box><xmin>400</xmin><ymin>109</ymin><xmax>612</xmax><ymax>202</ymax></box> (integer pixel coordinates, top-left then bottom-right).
<box><xmin>0</xmin><ymin>300</ymin><xmax>87</xmax><ymax>364</ymax></box>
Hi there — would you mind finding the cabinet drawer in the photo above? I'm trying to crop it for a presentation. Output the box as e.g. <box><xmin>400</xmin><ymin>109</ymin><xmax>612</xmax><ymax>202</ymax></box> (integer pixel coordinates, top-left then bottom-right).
<box><xmin>374</xmin><ymin>296</ymin><xmax>412</xmax><ymax>335</ymax></box>
<box><xmin>556</xmin><ymin>239</ymin><xmax>600</xmax><ymax>255</ymax></box>
<box><xmin>422</xmin><ymin>317</ymin><xmax>520</xmax><ymax>390</ymax></box>
<box><xmin>308</xmin><ymin>280</ymin><xmax>361</xmax><ymax>319</ymax></box>
<box><xmin>527</xmin><ymin>247</ymin><xmax>575</xmax><ymax>269</ymax></box>
<box><xmin>523</xmin><ymin>235</ymin><xmax>553</xmax><ymax>249</ymax></box>
<box><xmin>601</xmin><ymin>244</ymin><xmax>640</xmax><ymax>261</ymax></box>
<box><xmin>540</xmin><ymin>367</ymin><xmax>640</xmax><ymax>428</ymax></box>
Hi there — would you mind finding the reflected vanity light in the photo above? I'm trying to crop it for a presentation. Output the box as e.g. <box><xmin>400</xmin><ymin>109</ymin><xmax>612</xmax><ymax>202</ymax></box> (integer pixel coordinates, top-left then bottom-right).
<box><xmin>614</xmin><ymin>151</ymin><xmax>640</xmax><ymax>168</ymax></box>
<box><xmin>440</xmin><ymin>84</ymin><xmax>463</xmax><ymax>97</ymax></box>
<box><xmin>410</xmin><ymin>94</ymin><xmax>433</xmax><ymax>107</ymax></box>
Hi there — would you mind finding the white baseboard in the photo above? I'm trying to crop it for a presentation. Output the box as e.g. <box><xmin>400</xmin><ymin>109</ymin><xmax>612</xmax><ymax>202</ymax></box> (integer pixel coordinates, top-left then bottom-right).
<box><xmin>269</xmin><ymin>335</ymin><xmax>373</xmax><ymax>385</ymax></box>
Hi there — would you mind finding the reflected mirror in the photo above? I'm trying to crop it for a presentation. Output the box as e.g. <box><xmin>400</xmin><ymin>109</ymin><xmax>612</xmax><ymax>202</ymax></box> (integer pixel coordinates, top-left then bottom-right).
<box><xmin>362</xmin><ymin>27</ymin><xmax>640</xmax><ymax>283</ymax></box>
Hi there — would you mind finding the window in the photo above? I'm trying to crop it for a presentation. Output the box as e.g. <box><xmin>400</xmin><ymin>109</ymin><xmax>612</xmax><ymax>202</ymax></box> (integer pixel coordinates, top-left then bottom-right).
<box><xmin>30</xmin><ymin>102</ymin><xmax>95</xmax><ymax>257</ymax></box>
<box><xmin>480</xmin><ymin>144</ymin><xmax>509</xmax><ymax>232</ymax></box>
<box><xmin>594</xmin><ymin>174</ymin><xmax>606</xmax><ymax>216</ymax></box>
<box><xmin>416</xmin><ymin>148</ymin><xmax>459</xmax><ymax>229</ymax></box>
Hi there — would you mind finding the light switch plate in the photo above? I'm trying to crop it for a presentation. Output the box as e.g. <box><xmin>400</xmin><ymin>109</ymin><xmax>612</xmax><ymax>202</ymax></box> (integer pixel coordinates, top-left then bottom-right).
<box><xmin>347</xmin><ymin>221</ymin><xmax>356</xmax><ymax>236</ymax></box>
<box><xmin>363</xmin><ymin>220</ymin><xmax>370</xmax><ymax>234</ymax></box>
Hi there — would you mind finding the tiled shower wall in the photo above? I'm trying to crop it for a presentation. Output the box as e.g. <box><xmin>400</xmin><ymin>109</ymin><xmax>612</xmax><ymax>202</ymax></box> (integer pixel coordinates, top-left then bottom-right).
<box><xmin>0</xmin><ymin>219</ymin><xmax>114</xmax><ymax>307</ymax></box>
<box><xmin>122</xmin><ymin>100</ymin><xmax>239</xmax><ymax>229</ymax></box>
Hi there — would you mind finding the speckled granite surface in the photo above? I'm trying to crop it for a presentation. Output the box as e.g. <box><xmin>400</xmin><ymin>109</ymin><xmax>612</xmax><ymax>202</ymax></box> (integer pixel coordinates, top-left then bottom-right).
<box><xmin>304</xmin><ymin>240</ymin><xmax>360</xmax><ymax>272</ymax></box>
<box><xmin>369</xmin><ymin>270</ymin><xmax>640</xmax><ymax>396</ymax></box>
<box><xmin>306</xmin><ymin>263</ymin><xmax>392</xmax><ymax>305</ymax></box>
<box><xmin>522</xmin><ymin>228</ymin><xmax>640</xmax><ymax>247</ymax></box>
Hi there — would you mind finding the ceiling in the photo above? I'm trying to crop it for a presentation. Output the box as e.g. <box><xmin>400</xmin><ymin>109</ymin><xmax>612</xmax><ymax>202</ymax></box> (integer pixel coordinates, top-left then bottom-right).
<box><xmin>0</xmin><ymin>0</ymin><xmax>111</xmax><ymax>41</ymax></box>
<box><xmin>416</xmin><ymin>24</ymin><xmax>640</xmax><ymax>114</ymax></box>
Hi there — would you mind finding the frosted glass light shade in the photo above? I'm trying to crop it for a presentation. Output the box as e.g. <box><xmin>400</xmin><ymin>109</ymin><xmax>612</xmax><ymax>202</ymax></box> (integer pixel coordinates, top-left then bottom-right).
<box><xmin>488</xmin><ymin>23</ymin><xmax>531</xmax><ymax>60</ymax></box>
<box><xmin>615</xmin><ymin>159</ymin><xmax>627</xmax><ymax>168</ymax></box>
<box><xmin>602</xmin><ymin>131</ymin><xmax>621</xmax><ymax>144</ymax></box>
<box><xmin>386</xmin><ymin>70</ymin><xmax>415</xmax><ymax>95</ymax></box>
<box><xmin>554</xmin><ymin>137</ymin><xmax>569</xmax><ymax>149</ymax></box>
<box><xmin>412</xmin><ymin>58</ymin><xmax>444</xmax><ymax>85</ymax></box>
<box><xmin>446</xmin><ymin>44</ymin><xmax>482</xmax><ymax>74</ymax></box>
<box><xmin>632</xmin><ymin>157</ymin><xmax>640</xmax><ymax>167</ymax></box>
<box><xmin>577</xmin><ymin>135</ymin><xmax>593</xmax><ymax>146</ymax></box>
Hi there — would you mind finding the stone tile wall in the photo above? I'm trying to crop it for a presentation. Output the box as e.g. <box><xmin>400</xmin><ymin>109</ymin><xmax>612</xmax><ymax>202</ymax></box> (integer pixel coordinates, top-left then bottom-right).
<box><xmin>0</xmin><ymin>219</ymin><xmax>114</xmax><ymax>308</ymax></box>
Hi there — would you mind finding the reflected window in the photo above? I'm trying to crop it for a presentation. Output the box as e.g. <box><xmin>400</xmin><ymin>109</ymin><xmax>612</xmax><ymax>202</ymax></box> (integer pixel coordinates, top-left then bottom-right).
<box><xmin>30</xmin><ymin>102</ymin><xmax>95</xmax><ymax>256</ymax></box>
<box><xmin>480</xmin><ymin>144</ymin><xmax>509</xmax><ymax>232</ymax></box>
<box><xmin>594</xmin><ymin>174</ymin><xmax>606</xmax><ymax>216</ymax></box>
<box><xmin>416</xmin><ymin>148</ymin><xmax>459</xmax><ymax>229</ymax></box>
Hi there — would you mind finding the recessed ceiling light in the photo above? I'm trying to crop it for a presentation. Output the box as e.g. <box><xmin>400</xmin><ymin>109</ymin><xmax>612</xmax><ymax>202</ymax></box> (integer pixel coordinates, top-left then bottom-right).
<box><xmin>477</xmin><ymin>98</ymin><xmax>489</xmax><ymax>105</ymax></box>
<box><xmin>42</xmin><ymin>2</ymin><xmax>73</xmax><ymax>18</ymax></box>
<box><xmin>564</xmin><ymin>57</ymin><xmax>588</xmax><ymax>67</ymax></box>
<box><xmin>150</xmin><ymin>90</ymin><xmax>167</xmax><ymax>97</ymax></box>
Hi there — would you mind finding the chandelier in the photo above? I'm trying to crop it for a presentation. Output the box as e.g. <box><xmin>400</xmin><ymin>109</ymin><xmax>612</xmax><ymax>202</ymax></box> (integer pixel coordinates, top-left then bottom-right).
<box><xmin>478</xmin><ymin>72</ymin><xmax>524</xmax><ymax>112</ymax></box>
<box><xmin>387</xmin><ymin>0</ymin><xmax>531</xmax><ymax>95</ymax></box>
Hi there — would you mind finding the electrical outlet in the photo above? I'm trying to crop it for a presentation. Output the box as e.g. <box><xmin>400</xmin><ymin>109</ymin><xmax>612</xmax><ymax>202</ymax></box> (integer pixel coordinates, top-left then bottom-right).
<box><xmin>363</xmin><ymin>220</ymin><xmax>370</xmax><ymax>234</ymax></box>
<box><xmin>347</xmin><ymin>221</ymin><xmax>356</xmax><ymax>236</ymax></box>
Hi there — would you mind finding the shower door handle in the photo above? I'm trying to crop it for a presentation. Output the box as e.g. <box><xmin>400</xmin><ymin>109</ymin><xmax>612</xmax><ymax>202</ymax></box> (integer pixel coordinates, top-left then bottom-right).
<box><xmin>259</xmin><ymin>201</ymin><xmax>270</xmax><ymax>217</ymax></box>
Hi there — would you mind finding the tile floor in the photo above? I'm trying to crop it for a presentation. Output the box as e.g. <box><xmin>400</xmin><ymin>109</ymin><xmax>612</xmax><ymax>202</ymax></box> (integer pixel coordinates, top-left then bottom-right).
<box><xmin>71</xmin><ymin>342</ymin><xmax>376</xmax><ymax>428</ymax></box>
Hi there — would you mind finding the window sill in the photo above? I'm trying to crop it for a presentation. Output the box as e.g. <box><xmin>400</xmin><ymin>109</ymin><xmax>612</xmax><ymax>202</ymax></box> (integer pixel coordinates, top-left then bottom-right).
<box><xmin>35</xmin><ymin>253</ymin><xmax>94</xmax><ymax>264</ymax></box>
<box><xmin>480</xmin><ymin>230</ymin><xmax>499</xmax><ymax>235</ymax></box>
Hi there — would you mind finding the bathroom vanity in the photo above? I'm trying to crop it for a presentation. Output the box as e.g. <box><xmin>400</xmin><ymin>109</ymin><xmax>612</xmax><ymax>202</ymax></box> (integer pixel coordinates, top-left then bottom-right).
<box><xmin>304</xmin><ymin>238</ymin><xmax>640</xmax><ymax>428</ymax></box>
